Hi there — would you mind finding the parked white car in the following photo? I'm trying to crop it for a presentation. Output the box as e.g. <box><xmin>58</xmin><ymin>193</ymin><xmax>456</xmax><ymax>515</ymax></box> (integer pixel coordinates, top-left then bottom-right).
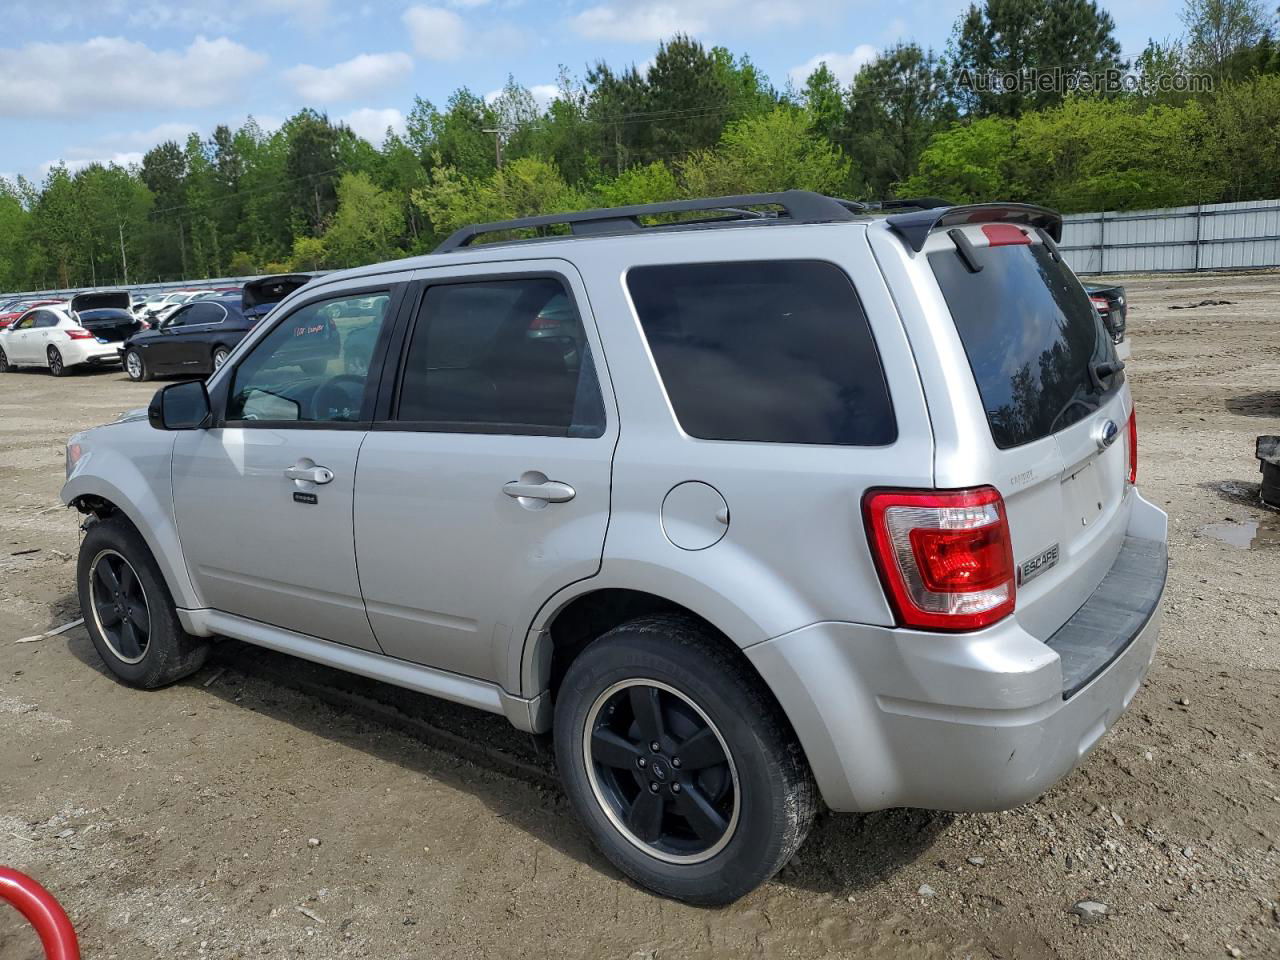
<box><xmin>0</xmin><ymin>304</ymin><xmax>122</xmax><ymax>375</ymax></box>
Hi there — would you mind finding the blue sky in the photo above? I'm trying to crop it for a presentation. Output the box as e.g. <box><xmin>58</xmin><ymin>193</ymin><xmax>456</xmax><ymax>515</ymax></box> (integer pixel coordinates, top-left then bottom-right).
<box><xmin>0</xmin><ymin>0</ymin><xmax>1183</xmax><ymax>185</ymax></box>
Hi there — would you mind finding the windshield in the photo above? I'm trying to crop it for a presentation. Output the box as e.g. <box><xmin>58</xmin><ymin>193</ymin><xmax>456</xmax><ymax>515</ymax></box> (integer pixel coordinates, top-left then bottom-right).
<box><xmin>930</xmin><ymin>240</ymin><xmax>1119</xmax><ymax>449</ymax></box>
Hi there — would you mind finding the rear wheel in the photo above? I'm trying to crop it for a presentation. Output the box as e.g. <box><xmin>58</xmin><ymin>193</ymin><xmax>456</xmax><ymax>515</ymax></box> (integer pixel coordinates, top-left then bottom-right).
<box><xmin>211</xmin><ymin>346</ymin><xmax>230</xmax><ymax>372</ymax></box>
<box><xmin>77</xmin><ymin>516</ymin><xmax>210</xmax><ymax>688</ymax></box>
<box><xmin>554</xmin><ymin>615</ymin><xmax>817</xmax><ymax>905</ymax></box>
<box><xmin>124</xmin><ymin>348</ymin><xmax>150</xmax><ymax>382</ymax></box>
<box><xmin>47</xmin><ymin>346</ymin><xmax>65</xmax><ymax>377</ymax></box>
<box><xmin>0</xmin><ymin>345</ymin><xmax>9</xmax><ymax>372</ymax></box>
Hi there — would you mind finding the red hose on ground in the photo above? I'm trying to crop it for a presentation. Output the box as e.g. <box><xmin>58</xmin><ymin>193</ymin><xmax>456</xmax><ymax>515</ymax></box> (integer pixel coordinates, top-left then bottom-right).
<box><xmin>0</xmin><ymin>867</ymin><xmax>80</xmax><ymax>960</ymax></box>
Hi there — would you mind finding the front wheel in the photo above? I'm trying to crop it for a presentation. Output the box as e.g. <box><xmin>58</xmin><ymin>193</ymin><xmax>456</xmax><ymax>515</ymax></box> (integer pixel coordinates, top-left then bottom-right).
<box><xmin>554</xmin><ymin>616</ymin><xmax>817</xmax><ymax>905</ymax></box>
<box><xmin>77</xmin><ymin>516</ymin><xmax>210</xmax><ymax>688</ymax></box>
<box><xmin>47</xmin><ymin>346</ymin><xmax>65</xmax><ymax>377</ymax></box>
<box><xmin>124</xmin><ymin>348</ymin><xmax>150</xmax><ymax>382</ymax></box>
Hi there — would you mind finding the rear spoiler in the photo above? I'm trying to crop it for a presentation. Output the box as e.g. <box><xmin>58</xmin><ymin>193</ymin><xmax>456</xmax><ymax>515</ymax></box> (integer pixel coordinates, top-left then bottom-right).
<box><xmin>885</xmin><ymin>203</ymin><xmax>1063</xmax><ymax>252</ymax></box>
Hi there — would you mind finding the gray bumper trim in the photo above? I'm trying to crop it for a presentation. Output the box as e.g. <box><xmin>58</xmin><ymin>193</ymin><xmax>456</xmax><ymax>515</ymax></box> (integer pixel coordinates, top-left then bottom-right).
<box><xmin>1046</xmin><ymin>535</ymin><xmax>1168</xmax><ymax>699</ymax></box>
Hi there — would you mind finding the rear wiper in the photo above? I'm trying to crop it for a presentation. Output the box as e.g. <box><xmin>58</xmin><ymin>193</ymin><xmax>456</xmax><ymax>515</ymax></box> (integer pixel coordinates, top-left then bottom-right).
<box><xmin>1090</xmin><ymin>358</ymin><xmax>1125</xmax><ymax>389</ymax></box>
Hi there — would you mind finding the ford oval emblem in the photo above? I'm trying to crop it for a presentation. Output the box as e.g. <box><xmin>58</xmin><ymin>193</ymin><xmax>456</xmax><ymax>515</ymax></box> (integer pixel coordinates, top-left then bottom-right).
<box><xmin>1095</xmin><ymin>419</ymin><xmax>1120</xmax><ymax>450</ymax></box>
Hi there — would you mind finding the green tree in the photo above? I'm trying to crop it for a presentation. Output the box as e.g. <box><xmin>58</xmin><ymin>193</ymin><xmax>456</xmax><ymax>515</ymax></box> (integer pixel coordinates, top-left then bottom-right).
<box><xmin>1204</xmin><ymin>72</ymin><xmax>1280</xmax><ymax>200</ymax></box>
<box><xmin>952</xmin><ymin>0</ymin><xmax>1125</xmax><ymax>116</ymax></box>
<box><xmin>315</xmin><ymin>172</ymin><xmax>406</xmax><ymax>268</ymax></box>
<box><xmin>283</xmin><ymin>109</ymin><xmax>344</xmax><ymax>238</ymax></box>
<box><xmin>412</xmin><ymin>156</ymin><xmax>587</xmax><ymax>240</ymax></box>
<box><xmin>595</xmin><ymin>161</ymin><xmax>681</xmax><ymax>206</ymax></box>
<box><xmin>847</xmin><ymin>44</ymin><xmax>957</xmax><ymax>198</ymax></box>
<box><xmin>1181</xmin><ymin>0</ymin><xmax>1274</xmax><ymax>81</ymax></box>
<box><xmin>897</xmin><ymin>115</ymin><xmax>1021</xmax><ymax>202</ymax></box>
<box><xmin>646</xmin><ymin>35</ymin><xmax>735</xmax><ymax>160</ymax></box>
<box><xmin>680</xmin><ymin>107</ymin><xmax>851</xmax><ymax>196</ymax></box>
<box><xmin>801</xmin><ymin>63</ymin><xmax>848</xmax><ymax>149</ymax></box>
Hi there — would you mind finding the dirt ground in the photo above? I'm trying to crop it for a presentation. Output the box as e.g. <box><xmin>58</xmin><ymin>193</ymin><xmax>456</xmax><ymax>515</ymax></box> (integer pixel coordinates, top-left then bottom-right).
<box><xmin>2</xmin><ymin>272</ymin><xmax>1279</xmax><ymax>960</ymax></box>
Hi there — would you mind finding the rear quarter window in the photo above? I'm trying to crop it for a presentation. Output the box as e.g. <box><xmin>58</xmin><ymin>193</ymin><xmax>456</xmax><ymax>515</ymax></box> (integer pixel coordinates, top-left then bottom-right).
<box><xmin>626</xmin><ymin>260</ymin><xmax>896</xmax><ymax>446</ymax></box>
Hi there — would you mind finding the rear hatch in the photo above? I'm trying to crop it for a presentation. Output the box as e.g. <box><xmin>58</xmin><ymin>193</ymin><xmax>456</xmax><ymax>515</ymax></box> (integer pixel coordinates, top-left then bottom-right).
<box><xmin>71</xmin><ymin>290</ymin><xmax>131</xmax><ymax>313</ymax></box>
<box><xmin>243</xmin><ymin>274</ymin><xmax>311</xmax><ymax>319</ymax></box>
<box><xmin>76</xmin><ymin>309</ymin><xmax>139</xmax><ymax>342</ymax></box>
<box><xmin>922</xmin><ymin>221</ymin><xmax>1132</xmax><ymax>645</ymax></box>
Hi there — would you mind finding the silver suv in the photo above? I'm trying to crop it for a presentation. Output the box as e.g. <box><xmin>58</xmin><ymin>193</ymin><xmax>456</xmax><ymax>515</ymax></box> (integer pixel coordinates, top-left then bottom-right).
<box><xmin>62</xmin><ymin>192</ymin><xmax>1167</xmax><ymax>905</ymax></box>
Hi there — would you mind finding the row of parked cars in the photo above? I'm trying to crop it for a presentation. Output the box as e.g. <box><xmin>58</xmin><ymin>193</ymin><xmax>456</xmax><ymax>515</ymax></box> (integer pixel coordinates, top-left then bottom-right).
<box><xmin>0</xmin><ymin>276</ymin><xmax>313</xmax><ymax>379</ymax></box>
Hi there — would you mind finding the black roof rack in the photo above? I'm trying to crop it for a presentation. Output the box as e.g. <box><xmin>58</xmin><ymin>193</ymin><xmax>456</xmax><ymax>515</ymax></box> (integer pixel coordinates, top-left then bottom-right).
<box><xmin>886</xmin><ymin>202</ymin><xmax>1062</xmax><ymax>252</ymax></box>
<box><xmin>434</xmin><ymin>190</ymin><xmax>867</xmax><ymax>252</ymax></box>
<box><xmin>863</xmin><ymin>197</ymin><xmax>951</xmax><ymax>213</ymax></box>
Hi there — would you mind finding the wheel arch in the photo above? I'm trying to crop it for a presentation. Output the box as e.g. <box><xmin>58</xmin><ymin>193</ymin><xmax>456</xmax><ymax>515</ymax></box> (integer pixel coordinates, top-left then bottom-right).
<box><xmin>63</xmin><ymin>469</ymin><xmax>202</xmax><ymax>615</ymax></box>
<box><xmin>519</xmin><ymin>583</ymin><xmax>808</xmax><ymax>759</ymax></box>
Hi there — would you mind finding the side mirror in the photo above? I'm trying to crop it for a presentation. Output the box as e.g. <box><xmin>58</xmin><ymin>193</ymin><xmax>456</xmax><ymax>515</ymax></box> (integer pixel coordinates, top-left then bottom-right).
<box><xmin>149</xmin><ymin>380</ymin><xmax>210</xmax><ymax>430</ymax></box>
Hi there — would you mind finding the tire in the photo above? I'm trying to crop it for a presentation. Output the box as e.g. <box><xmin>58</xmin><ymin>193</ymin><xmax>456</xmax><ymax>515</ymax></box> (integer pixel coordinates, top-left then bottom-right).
<box><xmin>47</xmin><ymin>346</ymin><xmax>65</xmax><ymax>377</ymax></box>
<box><xmin>77</xmin><ymin>515</ymin><xmax>210</xmax><ymax>689</ymax></box>
<box><xmin>0</xmin><ymin>345</ymin><xmax>9</xmax><ymax>372</ymax></box>
<box><xmin>124</xmin><ymin>348</ymin><xmax>150</xmax><ymax>382</ymax></box>
<box><xmin>554</xmin><ymin>615</ymin><xmax>817</xmax><ymax>905</ymax></box>
<box><xmin>1262</xmin><ymin>459</ymin><xmax>1280</xmax><ymax>508</ymax></box>
<box><xmin>211</xmin><ymin>346</ymin><xmax>231</xmax><ymax>372</ymax></box>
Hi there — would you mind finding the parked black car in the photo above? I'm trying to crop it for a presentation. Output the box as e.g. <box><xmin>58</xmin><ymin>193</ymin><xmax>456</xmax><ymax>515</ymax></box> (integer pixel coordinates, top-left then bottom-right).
<box><xmin>1084</xmin><ymin>282</ymin><xmax>1127</xmax><ymax>345</ymax></box>
<box><xmin>120</xmin><ymin>275</ymin><xmax>320</xmax><ymax>381</ymax></box>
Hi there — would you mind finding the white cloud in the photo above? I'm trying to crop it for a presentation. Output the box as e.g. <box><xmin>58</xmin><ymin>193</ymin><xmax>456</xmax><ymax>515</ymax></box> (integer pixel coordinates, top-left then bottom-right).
<box><xmin>787</xmin><ymin>45</ymin><xmax>878</xmax><ymax>88</ymax></box>
<box><xmin>569</xmin><ymin>0</ymin><xmax>831</xmax><ymax>42</ymax></box>
<box><xmin>447</xmin><ymin>0</ymin><xmax>490</xmax><ymax>6</ymax></box>
<box><xmin>0</xmin><ymin>36</ymin><xmax>267</xmax><ymax>117</ymax></box>
<box><xmin>402</xmin><ymin>5</ymin><xmax>528</xmax><ymax>61</ymax></box>
<box><xmin>340</xmin><ymin>107</ymin><xmax>406</xmax><ymax>145</ymax></box>
<box><xmin>403</xmin><ymin>6</ymin><xmax>467</xmax><ymax>60</ymax></box>
<box><xmin>284</xmin><ymin>51</ymin><xmax>412</xmax><ymax>102</ymax></box>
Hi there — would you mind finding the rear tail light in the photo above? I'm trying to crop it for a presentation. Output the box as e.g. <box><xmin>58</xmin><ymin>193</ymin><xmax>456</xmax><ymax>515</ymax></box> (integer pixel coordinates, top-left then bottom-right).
<box><xmin>1126</xmin><ymin>407</ymin><xmax>1138</xmax><ymax>485</ymax></box>
<box><xmin>1089</xmin><ymin>296</ymin><xmax>1110</xmax><ymax>313</ymax></box>
<box><xmin>66</xmin><ymin>328</ymin><xmax>94</xmax><ymax>340</ymax></box>
<box><xmin>863</xmin><ymin>486</ymin><xmax>1016</xmax><ymax>631</ymax></box>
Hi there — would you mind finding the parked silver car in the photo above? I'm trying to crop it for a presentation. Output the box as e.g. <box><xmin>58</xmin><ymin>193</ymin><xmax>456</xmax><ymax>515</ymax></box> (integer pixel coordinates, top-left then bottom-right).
<box><xmin>62</xmin><ymin>192</ymin><xmax>1167</xmax><ymax>905</ymax></box>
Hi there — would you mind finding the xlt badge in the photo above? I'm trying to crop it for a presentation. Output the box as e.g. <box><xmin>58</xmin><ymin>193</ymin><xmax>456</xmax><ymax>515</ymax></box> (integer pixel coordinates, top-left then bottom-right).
<box><xmin>1018</xmin><ymin>543</ymin><xmax>1059</xmax><ymax>585</ymax></box>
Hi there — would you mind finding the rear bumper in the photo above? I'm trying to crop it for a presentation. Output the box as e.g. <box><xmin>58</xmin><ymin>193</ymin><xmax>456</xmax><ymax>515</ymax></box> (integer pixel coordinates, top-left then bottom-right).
<box><xmin>747</xmin><ymin>491</ymin><xmax>1168</xmax><ymax>813</ymax></box>
<box><xmin>62</xmin><ymin>340</ymin><xmax>122</xmax><ymax>366</ymax></box>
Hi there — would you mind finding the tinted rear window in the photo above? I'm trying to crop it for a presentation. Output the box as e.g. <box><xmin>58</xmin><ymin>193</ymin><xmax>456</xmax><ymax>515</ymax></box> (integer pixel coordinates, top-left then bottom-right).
<box><xmin>929</xmin><ymin>241</ymin><xmax>1118</xmax><ymax>449</ymax></box>
<box><xmin>626</xmin><ymin>261</ymin><xmax>895</xmax><ymax>446</ymax></box>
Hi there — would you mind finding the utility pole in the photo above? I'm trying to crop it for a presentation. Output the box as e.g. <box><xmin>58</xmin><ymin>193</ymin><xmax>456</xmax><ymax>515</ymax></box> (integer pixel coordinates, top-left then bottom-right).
<box><xmin>483</xmin><ymin>128</ymin><xmax>506</xmax><ymax>169</ymax></box>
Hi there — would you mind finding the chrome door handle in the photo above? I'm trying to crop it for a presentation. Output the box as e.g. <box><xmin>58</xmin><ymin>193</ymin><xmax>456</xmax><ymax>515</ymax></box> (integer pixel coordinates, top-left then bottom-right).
<box><xmin>285</xmin><ymin>464</ymin><xmax>334</xmax><ymax>484</ymax></box>
<box><xmin>503</xmin><ymin>479</ymin><xmax>576</xmax><ymax>503</ymax></box>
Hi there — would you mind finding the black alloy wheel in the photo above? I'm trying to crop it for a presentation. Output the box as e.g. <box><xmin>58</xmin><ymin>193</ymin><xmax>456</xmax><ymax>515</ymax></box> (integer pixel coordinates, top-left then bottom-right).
<box><xmin>87</xmin><ymin>549</ymin><xmax>152</xmax><ymax>664</ymax></box>
<box><xmin>584</xmin><ymin>679</ymin><xmax>739</xmax><ymax>864</ymax></box>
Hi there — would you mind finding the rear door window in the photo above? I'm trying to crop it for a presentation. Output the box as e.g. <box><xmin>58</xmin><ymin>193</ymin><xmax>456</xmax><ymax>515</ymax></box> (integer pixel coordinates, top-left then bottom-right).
<box><xmin>626</xmin><ymin>260</ymin><xmax>895</xmax><ymax>445</ymax></box>
<box><xmin>929</xmin><ymin>240</ymin><xmax>1119</xmax><ymax>449</ymax></box>
<box><xmin>393</xmin><ymin>277</ymin><xmax>605</xmax><ymax>437</ymax></box>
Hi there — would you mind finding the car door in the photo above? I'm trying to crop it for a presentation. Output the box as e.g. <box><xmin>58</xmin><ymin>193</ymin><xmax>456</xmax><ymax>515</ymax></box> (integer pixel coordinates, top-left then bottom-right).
<box><xmin>171</xmin><ymin>281</ymin><xmax>404</xmax><ymax>651</ymax></box>
<box><xmin>3</xmin><ymin>312</ymin><xmax>39</xmax><ymax>362</ymax></box>
<box><xmin>168</xmin><ymin>300</ymin><xmax>231</xmax><ymax>372</ymax></box>
<box><xmin>353</xmin><ymin>262</ymin><xmax>617</xmax><ymax>682</ymax></box>
<box><xmin>32</xmin><ymin>310</ymin><xmax>64</xmax><ymax>362</ymax></box>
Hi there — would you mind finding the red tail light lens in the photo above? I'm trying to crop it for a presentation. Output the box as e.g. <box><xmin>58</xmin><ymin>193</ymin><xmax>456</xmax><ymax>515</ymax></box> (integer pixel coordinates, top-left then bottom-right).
<box><xmin>66</xmin><ymin>328</ymin><xmax>94</xmax><ymax>340</ymax></box>
<box><xmin>863</xmin><ymin>486</ymin><xmax>1016</xmax><ymax>631</ymax></box>
<box><xmin>1089</xmin><ymin>296</ymin><xmax>1110</xmax><ymax>312</ymax></box>
<box><xmin>1126</xmin><ymin>407</ymin><xmax>1138</xmax><ymax>485</ymax></box>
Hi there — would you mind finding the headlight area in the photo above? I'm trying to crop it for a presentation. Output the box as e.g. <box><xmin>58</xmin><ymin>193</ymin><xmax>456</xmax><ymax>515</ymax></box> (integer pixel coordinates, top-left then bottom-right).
<box><xmin>65</xmin><ymin>441</ymin><xmax>83</xmax><ymax>479</ymax></box>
